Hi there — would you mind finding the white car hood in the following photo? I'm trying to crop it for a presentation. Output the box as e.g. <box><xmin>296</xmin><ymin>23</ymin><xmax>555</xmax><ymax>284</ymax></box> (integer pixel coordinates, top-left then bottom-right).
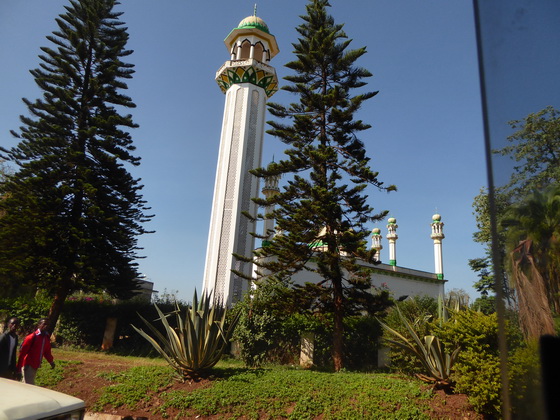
<box><xmin>0</xmin><ymin>378</ymin><xmax>85</xmax><ymax>420</ymax></box>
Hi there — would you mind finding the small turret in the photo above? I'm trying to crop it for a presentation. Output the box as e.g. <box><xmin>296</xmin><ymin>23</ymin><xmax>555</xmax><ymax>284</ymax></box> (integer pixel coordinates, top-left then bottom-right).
<box><xmin>371</xmin><ymin>227</ymin><xmax>383</xmax><ymax>262</ymax></box>
<box><xmin>430</xmin><ymin>214</ymin><xmax>445</xmax><ymax>279</ymax></box>
<box><xmin>386</xmin><ymin>217</ymin><xmax>398</xmax><ymax>267</ymax></box>
<box><xmin>261</xmin><ymin>168</ymin><xmax>281</xmax><ymax>247</ymax></box>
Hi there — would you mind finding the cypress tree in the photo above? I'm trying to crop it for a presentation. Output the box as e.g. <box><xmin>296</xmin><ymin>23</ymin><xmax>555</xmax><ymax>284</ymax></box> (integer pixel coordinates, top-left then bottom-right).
<box><xmin>248</xmin><ymin>0</ymin><xmax>395</xmax><ymax>371</ymax></box>
<box><xmin>0</xmin><ymin>0</ymin><xmax>152</xmax><ymax>329</ymax></box>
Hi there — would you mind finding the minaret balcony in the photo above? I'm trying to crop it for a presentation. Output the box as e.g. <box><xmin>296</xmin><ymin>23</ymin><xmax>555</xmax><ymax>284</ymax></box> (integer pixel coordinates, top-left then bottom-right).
<box><xmin>216</xmin><ymin>59</ymin><xmax>278</xmax><ymax>98</ymax></box>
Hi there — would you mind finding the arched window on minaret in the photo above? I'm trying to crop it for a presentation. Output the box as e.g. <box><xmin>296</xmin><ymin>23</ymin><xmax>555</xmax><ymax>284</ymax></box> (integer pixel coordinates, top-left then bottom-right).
<box><xmin>239</xmin><ymin>40</ymin><xmax>251</xmax><ymax>59</ymax></box>
<box><xmin>253</xmin><ymin>42</ymin><xmax>265</xmax><ymax>62</ymax></box>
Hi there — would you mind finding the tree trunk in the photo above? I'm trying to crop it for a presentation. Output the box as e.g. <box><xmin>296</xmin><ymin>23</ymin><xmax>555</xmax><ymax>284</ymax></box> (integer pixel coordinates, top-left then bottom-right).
<box><xmin>332</xmin><ymin>278</ymin><xmax>344</xmax><ymax>372</ymax></box>
<box><xmin>511</xmin><ymin>240</ymin><xmax>556</xmax><ymax>339</ymax></box>
<box><xmin>48</xmin><ymin>281</ymin><xmax>71</xmax><ymax>335</ymax></box>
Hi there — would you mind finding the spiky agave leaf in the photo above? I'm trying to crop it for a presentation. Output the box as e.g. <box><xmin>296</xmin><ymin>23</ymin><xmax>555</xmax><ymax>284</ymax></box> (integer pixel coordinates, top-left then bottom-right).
<box><xmin>132</xmin><ymin>308</ymin><xmax>183</xmax><ymax>372</ymax></box>
<box><xmin>378</xmin><ymin>305</ymin><xmax>460</xmax><ymax>389</ymax></box>
<box><xmin>132</xmin><ymin>289</ymin><xmax>239</xmax><ymax>380</ymax></box>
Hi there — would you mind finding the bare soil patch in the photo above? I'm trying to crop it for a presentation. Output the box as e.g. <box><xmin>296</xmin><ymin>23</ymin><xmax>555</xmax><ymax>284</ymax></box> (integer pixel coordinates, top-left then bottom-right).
<box><xmin>49</xmin><ymin>349</ymin><xmax>482</xmax><ymax>419</ymax></box>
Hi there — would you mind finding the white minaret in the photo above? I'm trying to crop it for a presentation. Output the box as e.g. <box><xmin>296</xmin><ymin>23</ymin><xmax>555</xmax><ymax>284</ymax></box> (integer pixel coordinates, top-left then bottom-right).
<box><xmin>261</xmin><ymin>169</ymin><xmax>280</xmax><ymax>247</ymax></box>
<box><xmin>386</xmin><ymin>217</ymin><xmax>398</xmax><ymax>267</ymax></box>
<box><xmin>202</xmin><ymin>12</ymin><xmax>279</xmax><ymax>305</ymax></box>
<box><xmin>371</xmin><ymin>227</ymin><xmax>383</xmax><ymax>262</ymax></box>
<box><xmin>430</xmin><ymin>214</ymin><xmax>445</xmax><ymax>280</ymax></box>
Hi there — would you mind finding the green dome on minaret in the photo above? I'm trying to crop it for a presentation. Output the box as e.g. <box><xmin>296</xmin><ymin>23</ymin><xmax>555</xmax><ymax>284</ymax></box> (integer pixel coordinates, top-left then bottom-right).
<box><xmin>237</xmin><ymin>15</ymin><xmax>270</xmax><ymax>34</ymax></box>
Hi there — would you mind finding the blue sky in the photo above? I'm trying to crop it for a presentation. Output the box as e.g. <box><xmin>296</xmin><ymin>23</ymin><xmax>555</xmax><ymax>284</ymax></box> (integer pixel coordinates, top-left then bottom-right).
<box><xmin>0</xmin><ymin>0</ymin><xmax>487</xmax><ymax>302</ymax></box>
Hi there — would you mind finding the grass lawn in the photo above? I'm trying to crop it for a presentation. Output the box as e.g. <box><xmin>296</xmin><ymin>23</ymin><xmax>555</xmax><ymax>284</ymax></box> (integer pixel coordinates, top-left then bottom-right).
<box><xmin>33</xmin><ymin>348</ymin><xmax>478</xmax><ymax>419</ymax></box>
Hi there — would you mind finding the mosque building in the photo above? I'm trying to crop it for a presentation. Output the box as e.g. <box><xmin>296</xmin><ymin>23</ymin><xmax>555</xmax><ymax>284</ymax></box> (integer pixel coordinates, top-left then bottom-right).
<box><xmin>202</xmin><ymin>11</ymin><xmax>446</xmax><ymax>306</ymax></box>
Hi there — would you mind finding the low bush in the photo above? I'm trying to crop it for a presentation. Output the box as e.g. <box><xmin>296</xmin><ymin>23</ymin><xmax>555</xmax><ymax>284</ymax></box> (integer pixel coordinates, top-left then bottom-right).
<box><xmin>232</xmin><ymin>280</ymin><xmax>385</xmax><ymax>370</ymax></box>
<box><xmin>434</xmin><ymin>310</ymin><xmax>502</xmax><ymax>417</ymax></box>
<box><xmin>434</xmin><ymin>309</ymin><xmax>544</xmax><ymax>418</ymax></box>
<box><xmin>232</xmin><ymin>281</ymin><xmax>298</xmax><ymax>367</ymax></box>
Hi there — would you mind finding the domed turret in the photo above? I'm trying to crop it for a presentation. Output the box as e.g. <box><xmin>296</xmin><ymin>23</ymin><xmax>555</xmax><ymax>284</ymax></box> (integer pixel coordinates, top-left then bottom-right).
<box><xmin>223</xmin><ymin>11</ymin><xmax>279</xmax><ymax>62</ymax></box>
<box><xmin>371</xmin><ymin>227</ymin><xmax>383</xmax><ymax>262</ymax></box>
<box><xmin>430</xmin><ymin>214</ymin><xmax>445</xmax><ymax>280</ymax></box>
<box><xmin>217</xmin><ymin>10</ymin><xmax>280</xmax><ymax>97</ymax></box>
<box><xmin>237</xmin><ymin>15</ymin><xmax>270</xmax><ymax>34</ymax></box>
<box><xmin>386</xmin><ymin>218</ymin><xmax>398</xmax><ymax>267</ymax></box>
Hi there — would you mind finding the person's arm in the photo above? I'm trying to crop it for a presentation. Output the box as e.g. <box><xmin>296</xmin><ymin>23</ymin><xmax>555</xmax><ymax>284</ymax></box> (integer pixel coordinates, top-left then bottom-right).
<box><xmin>9</xmin><ymin>337</ymin><xmax>18</xmax><ymax>372</ymax></box>
<box><xmin>16</xmin><ymin>334</ymin><xmax>33</xmax><ymax>369</ymax></box>
<box><xmin>0</xmin><ymin>334</ymin><xmax>8</xmax><ymax>366</ymax></box>
<box><xmin>43</xmin><ymin>337</ymin><xmax>54</xmax><ymax>367</ymax></box>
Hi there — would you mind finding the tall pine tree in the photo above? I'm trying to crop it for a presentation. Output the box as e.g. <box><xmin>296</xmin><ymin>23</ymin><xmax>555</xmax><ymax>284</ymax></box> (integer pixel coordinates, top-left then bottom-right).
<box><xmin>0</xmin><ymin>0</ymin><xmax>152</xmax><ymax>329</ymax></box>
<box><xmin>248</xmin><ymin>0</ymin><xmax>395</xmax><ymax>371</ymax></box>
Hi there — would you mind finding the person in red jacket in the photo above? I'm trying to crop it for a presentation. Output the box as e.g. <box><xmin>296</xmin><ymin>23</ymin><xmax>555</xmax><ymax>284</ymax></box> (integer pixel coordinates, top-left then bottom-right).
<box><xmin>17</xmin><ymin>318</ymin><xmax>55</xmax><ymax>385</ymax></box>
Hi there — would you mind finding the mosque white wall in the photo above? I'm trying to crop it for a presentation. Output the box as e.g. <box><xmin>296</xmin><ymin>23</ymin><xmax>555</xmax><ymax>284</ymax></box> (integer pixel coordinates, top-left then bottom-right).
<box><xmin>263</xmin><ymin>258</ymin><xmax>445</xmax><ymax>300</ymax></box>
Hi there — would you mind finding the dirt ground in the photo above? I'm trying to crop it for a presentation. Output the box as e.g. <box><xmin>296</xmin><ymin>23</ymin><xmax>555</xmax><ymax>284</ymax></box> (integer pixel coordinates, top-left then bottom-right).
<box><xmin>49</xmin><ymin>350</ymin><xmax>483</xmax><ymax>420</ymax></box>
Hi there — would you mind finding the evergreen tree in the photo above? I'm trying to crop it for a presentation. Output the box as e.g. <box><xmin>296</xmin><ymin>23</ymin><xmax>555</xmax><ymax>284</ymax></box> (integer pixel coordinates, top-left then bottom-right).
<box><xmin>469</xmin><ymin>188</ymin><xmax>515</xmax><ymax>304</ymax></box>
<box><xmin>497</xmin><ymin>106</ymin><xmax>560</xmax><ymax>198</ymax></box>
<box><xmin>0</xmin><ymin>0</ymin><xmax>152</xmax><ymax>329</ymax></box>
<box><xmin>247</xmin><ymin>0</ymin><xmax>395</xmax><ymax>371</ymax></box>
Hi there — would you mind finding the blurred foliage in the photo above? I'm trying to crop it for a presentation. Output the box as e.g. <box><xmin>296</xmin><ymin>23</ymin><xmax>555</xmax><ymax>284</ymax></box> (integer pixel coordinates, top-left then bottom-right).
<box><xmin>471</xmin><ymin>295</ymin><xmax>496</xmax><ymax>314</ymax></box>
<box><xmin>0</xmin><ymin>292</ymin><xmax>51</xmax><ymax>334</ymax></box>
<box><xmin>0</xmin><ymin>293</ymin><xmax>188</xmax><ymax>355</ymax></box>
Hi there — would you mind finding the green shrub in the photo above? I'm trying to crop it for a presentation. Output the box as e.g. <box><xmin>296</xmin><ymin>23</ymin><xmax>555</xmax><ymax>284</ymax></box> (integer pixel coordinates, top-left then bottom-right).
<box><xmin>232</xmin><ymin>281</ymin><xmax>384</xmax><ymax>370</ymax></box>
<box><xmin>235</xmin><ymin>307</ymin><xmax>277</xmax><ymax>367</ymax></box>
<box><xmin>453</xmin><ymin>348</ymin><xmax>502</xmax><ymax>416</ymax></box>
<box><xmin>382</xmin><ymin>304</ymin><xmax>531</xmax><ymax>417</ymax></box>
<box><xmin>232</xmin><ymin>281</ymin><xmax>298</xmax><ymax>367</ymax></box>
<box><xmin>56</xmin><ymin>297</ymin><xmax>115</xmax><ymax>347</ymax></box>
<box><xmin>509</xmin><ymin>340</ymin><xmax>544</xmax><ymax>419</ymax></box>
<box><xmin>284</xmin><ymin>312</ymin><xmax>333</xmax><ymax>369</ymax></box>
<box><xmin>342</xmin><ymin>315</ymin><xmax>383</xmax><ymax>370</ymax></box>
<box><xmin>0</xmin><ymin>293</ymin><xmax>51</xmax><ymax>334</ymax></box>
<box><xmin>433</xmin><ymin>310</ymin><xmax>501</xmax><ymax>416</ymax></box>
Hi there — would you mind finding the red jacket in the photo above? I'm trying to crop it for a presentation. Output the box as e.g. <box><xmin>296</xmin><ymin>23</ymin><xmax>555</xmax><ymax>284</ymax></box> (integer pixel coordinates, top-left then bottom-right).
<box><xmin>17</xmin><ymin>330</ymin><xmax>54</xmax><ymax>370</ymax></box>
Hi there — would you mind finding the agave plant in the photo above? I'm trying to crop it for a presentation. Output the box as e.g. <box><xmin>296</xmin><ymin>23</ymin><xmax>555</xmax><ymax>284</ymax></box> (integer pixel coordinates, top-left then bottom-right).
<box><xmin>379</xmin><ymin>306</ymin><xmax>460</xmax><ymax>391</ymax></box>
<box><xmin>132</xmin><ymin>290</ymin><xmax>239</xmax><ymax>380</ymax></box>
